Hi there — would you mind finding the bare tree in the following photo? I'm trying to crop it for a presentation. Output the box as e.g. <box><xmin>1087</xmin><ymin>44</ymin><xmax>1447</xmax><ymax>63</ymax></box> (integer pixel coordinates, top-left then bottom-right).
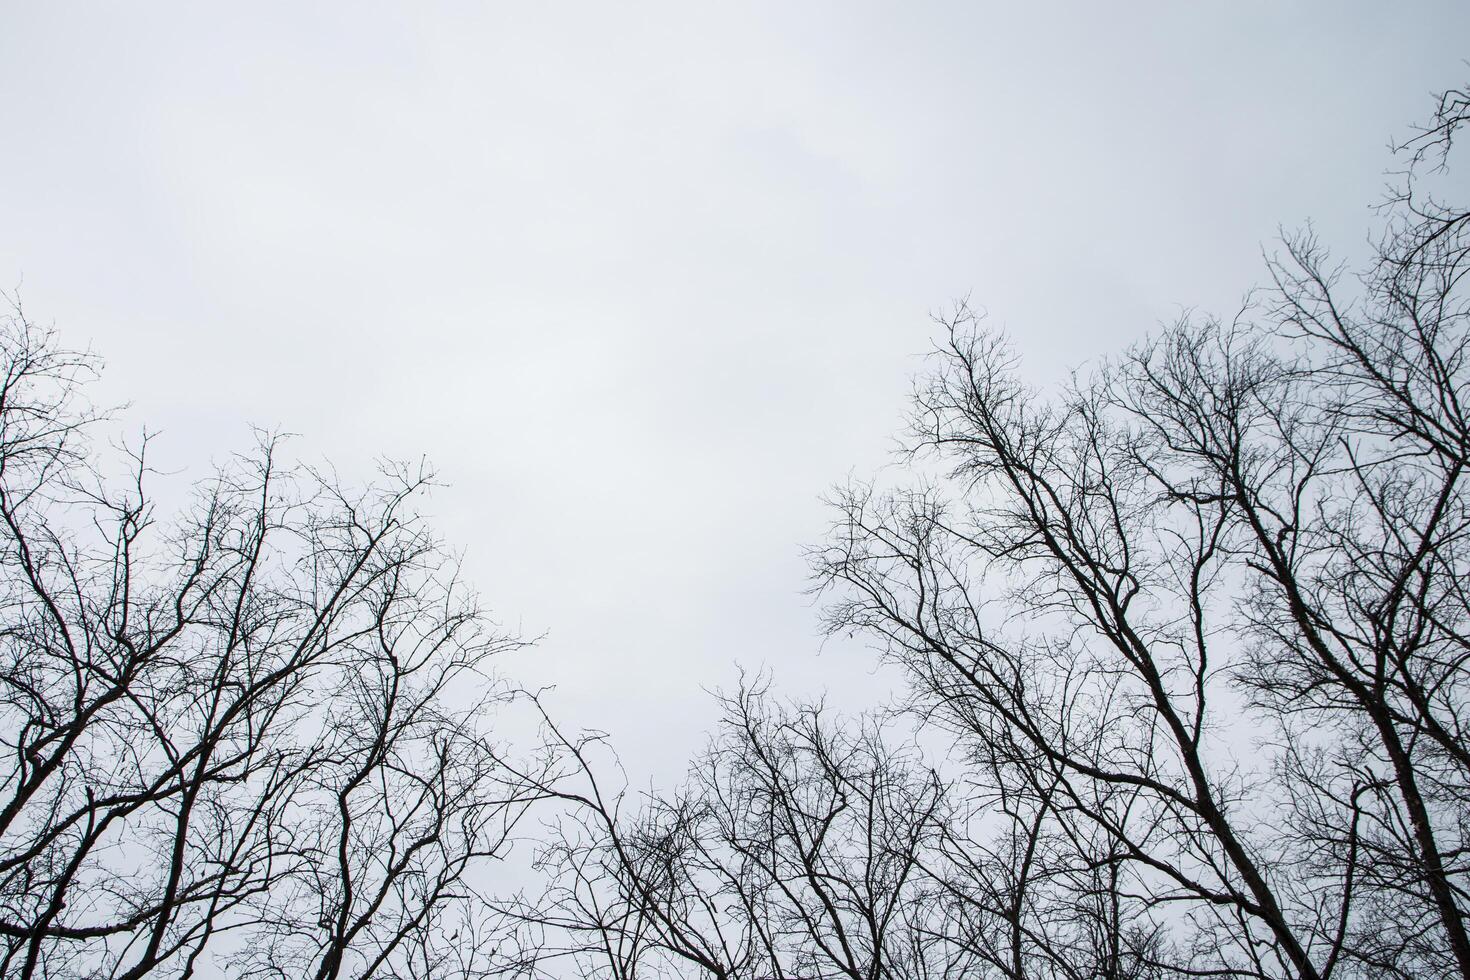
<box><xmin>524</xmin><ymin>670</ymin><xmax>1164</xmax><ymax>980</ymax></box>
<box><xmin>811</xmin><ymin>81</ymin><xmax>1470</xmax><ymax>980</ymax></box>
<box><xmin>0</xmin><ymin>312</ymin><xmax>551</xmax><ymax>979</ymax></box>
<box><xmin>521</xmin><ymin>679</ymin><xmax>953</xmax><ymax>980</ymax></box>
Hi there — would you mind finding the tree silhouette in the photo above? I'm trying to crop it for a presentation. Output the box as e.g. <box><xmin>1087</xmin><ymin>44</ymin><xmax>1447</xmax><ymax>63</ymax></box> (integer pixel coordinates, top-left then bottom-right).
<box><xmin>0</xmin><ymin>314</ymin><xmax>554</xmax><ymax>979</ymax></box>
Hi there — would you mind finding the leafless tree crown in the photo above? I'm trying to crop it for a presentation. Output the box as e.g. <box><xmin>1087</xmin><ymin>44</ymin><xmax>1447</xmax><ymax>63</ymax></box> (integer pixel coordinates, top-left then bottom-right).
<box><xmin>6</xmin><ymin>74</ymin><xmax>1470</xmax><ymax>980</ymax></box>
<box><xmin>0</xmin><ymin>314</ymin><xmax>555</xmax><ymax>979</ymax></box>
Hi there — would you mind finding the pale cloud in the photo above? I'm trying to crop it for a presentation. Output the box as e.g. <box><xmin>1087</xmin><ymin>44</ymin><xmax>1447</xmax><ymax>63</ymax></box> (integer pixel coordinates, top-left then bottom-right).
<box><xmin>1</xmin><ymin>1</ymin><xmax>1464</xmax><ymax>781</ymax></box>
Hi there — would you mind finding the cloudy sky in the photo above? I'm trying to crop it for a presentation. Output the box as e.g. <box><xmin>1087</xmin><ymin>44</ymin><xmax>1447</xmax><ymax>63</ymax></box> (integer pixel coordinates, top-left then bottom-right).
<box><xmin>2</xmin><ymin>3</ymin><xmax>1466</xmax><ymax>782</ymax></box>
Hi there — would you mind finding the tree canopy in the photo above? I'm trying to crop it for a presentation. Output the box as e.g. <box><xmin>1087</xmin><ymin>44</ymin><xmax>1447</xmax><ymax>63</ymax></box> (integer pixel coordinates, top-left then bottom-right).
<box><xmin>4</xmin><ymin>76</ymin><xmax>1470</xmax><ymax>980</ymax></box>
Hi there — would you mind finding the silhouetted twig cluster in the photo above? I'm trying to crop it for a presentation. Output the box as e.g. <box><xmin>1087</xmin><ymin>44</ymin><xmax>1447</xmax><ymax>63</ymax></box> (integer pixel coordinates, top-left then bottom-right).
<box><xmin>0</xmin><ymin>315</ymin><xmax>557</xmax><ymax>979</ymax></box>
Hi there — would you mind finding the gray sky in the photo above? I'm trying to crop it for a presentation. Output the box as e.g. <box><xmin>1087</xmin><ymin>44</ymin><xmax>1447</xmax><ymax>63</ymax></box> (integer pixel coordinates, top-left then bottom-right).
<box><xmin>2</xmin><ymin>3</ymin><xmax>1466</xmax><ymax>782</ymax></box>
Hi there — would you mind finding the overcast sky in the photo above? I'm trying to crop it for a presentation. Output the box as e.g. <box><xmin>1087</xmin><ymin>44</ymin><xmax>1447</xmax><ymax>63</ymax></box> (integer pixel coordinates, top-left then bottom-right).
<box><xmin>2</xmin><ymin>3</ymin><xmax>1467</xmax><ymax>782</ymax></box>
